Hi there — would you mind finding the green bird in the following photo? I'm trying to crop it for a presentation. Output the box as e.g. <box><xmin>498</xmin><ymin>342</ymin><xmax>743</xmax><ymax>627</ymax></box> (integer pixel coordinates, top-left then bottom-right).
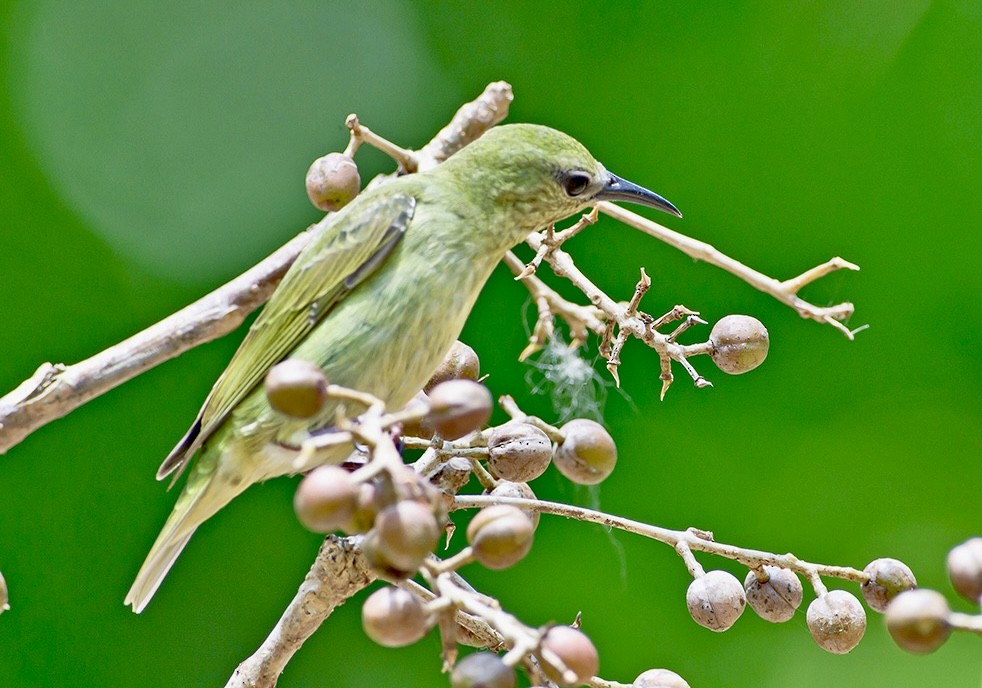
<box><xmin>125</xmin><ymin>123</ymin><xmax>681</xmax><ymax>612</ymax></box>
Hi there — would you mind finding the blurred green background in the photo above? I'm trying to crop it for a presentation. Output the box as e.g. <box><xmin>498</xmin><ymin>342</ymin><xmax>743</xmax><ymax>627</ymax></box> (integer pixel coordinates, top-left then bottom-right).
<box><xmin>1</xmin><ymin>1</ymin><xmax>979</xmax><ymax>686</ymax></box>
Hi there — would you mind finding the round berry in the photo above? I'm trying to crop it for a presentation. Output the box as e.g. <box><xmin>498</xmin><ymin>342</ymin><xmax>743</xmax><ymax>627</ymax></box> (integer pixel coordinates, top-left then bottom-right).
<box><xmin>885</xmin><ymin>589</ymin><xmax>951</xmax><ymax>653</ymax></box>
<box><xmin>264</xmin><ymin>359</ymin><xmax>328</xmax><ymax>419</ymax></box>
<box><xmin>305</xmin><ymin>152</ymin><xmax>360</xmax><ymax>212</ymax></box>
<box><xmin>709</xmin><ymin>315</ymin><xmax>769</xmax><ymax>374</ymax></box>
<box><xmin>539</xmin><ymin>625</ymin><xmax>599</xmax><ymax>686</ymax></box>
<box><xmin>294</xmin><ymin>465</ymin><xmax>358</xmax><ymax>533</ymax></box>
<box><xmin>686</xmin><ymin>570</ymin><xmax>746</xmax><ymax>632</ymax></box>
<box><xmin>451</xmin><ymin>652</ymin><xmax>515</xmax><ymax>688</ymax></box>
<box><xmin>467</xmin><ymin>505</ymin><xmax>535</xmax><ymax>570</ymax></box>
<box><xmin>361</xmin><ymin>586</ymin><xmax>429</xmax><ymax>647</ymax></box>
<box><xmin>861</xmin><ymin>558</ymin><xmax>917</xmax><ymax>612</ymax></box>
<box><xmin>426</xmin><ymin>380</ymin><xmax>492</xmax><ymax>440</ymax></box>
<box><xmin>552</xmin><ymin>419</ymin><xmax>616</xmax><ymax>485</ymax></box>
<box><xmin>487</xmin><ymin>423</ymin><xmax>552</xmax><ymax>482</ymax></box>
<box><xmin>744</xmin><ymin>566</ymin><xmax>802</xmax><ymax>623</ymax></box>
<box><xmin>806</xmin><ymin>590</ymin><xmax>866</xmax><ymax>654</ymax></box>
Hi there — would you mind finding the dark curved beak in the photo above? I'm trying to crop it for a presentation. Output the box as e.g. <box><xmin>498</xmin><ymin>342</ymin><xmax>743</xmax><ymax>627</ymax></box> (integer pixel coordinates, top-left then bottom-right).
<box><xmin>596</xmin><ymin>172</ymin><xmax>682</xmax><ymax>218</ymax></box>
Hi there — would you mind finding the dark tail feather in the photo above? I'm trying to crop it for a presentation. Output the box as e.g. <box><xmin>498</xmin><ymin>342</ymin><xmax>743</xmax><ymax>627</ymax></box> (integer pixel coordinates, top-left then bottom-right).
<box><xmin>156</xmin><ymin>418</ymin><xmax>202</xmax><ymax>483</ymax></box>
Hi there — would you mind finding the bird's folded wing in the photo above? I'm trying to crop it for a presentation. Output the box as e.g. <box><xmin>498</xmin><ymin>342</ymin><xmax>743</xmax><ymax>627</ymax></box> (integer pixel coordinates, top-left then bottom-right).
<box><xmin>157</xmin><ymin>192</ymin><xmax>416</xmax><ymax>480</ymax></box>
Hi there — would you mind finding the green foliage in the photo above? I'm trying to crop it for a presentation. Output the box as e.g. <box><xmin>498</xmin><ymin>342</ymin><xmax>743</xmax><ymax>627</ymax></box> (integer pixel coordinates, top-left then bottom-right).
<box><xmin>1</xmin><ymin>1</ymin><xmax>979</xmax><ymax>686</ymax></box>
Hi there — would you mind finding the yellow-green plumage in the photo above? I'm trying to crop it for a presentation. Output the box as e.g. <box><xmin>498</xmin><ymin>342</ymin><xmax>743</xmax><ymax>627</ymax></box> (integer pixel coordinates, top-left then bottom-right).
<box><xmin>125</xmin><ymin>123</ymin><xmax>681</xmax><ymax>612</ymax></box>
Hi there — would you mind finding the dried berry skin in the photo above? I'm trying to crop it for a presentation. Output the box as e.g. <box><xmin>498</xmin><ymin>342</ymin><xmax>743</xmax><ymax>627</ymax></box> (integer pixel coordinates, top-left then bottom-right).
<box><xmin>946</xmin><ymin>537</ymin><xmax>982</xmax><ymax>604</ymax></box>
<box><xmin>373</xmin><ymin>501</ymin><xmax>440</xmax><ymax>573</ymax></box>
<box><xmin>361</xmin><ymin>586</ymin><xmax>428</xmax><ymax>647</ymax></box>
<box><xmin>487</xmin><ymin>423</ymin><xmax>552</xmax><ymax>482</ymax></box>
<box><xmin>744</xmin><ymin>566</ymin><xmax>803</xmax><ymax>623</ymax></box>
<box><xmin>467</xmin><ymin>505</ymin><xmax>535</xmax><ymax>570</ymax></box>
<box><xmin>305</xmin><ymin>152</ymin><xmax>361</xmax><ymax>212</ymax></box>
<box><xmin>709</xmin><ymin>314</ymin><xmax>769</xmax><ymax>374</ymax></box>
<box><xmin>686</xmin><ymin>570</ymin><xmax>746</xmax><ymax>632</ymax></box>
<box><xmin>425</xmin><ymin>340</ymin><xmax>480</xmax><ymax>392</ymax></box>
<box><xmin>806</xmin><ymin>590</ymin><xmax>866</xmax><ymax>654</ymax></box>
<box><xmin>885</xmin><ymin>589</ymin><xmax>951</xmax><ymax>653</ymax></box>
<box><xmin>426</xmin><ymin>380</ymin><xmax>493</xmax><ymax>440</ymax></box>
<box><xmin>539</xmin><ymin>625</ymin><xmax>599</xmax><ymax>686</ymax></box>
<box><xmin>451</xmin><ymin>652</ymin><xmax>516</xmax><ymax>688</ymax></box>
<box><xmin>264</xmin><ymin>359</ymin><xmax>328</xmax><ymax>419</ymax></box>
<box><xmin>552</xmin><ymin>419</ymin><xmax>616</xmax><ymax>485</ymax></box>
<box><xmin>634</xmin><ymin>668</ymin><xmax>691</xmax><ymax>688</ymax></box>
<box><xmin>861</xmin><ymin>558</ymin><xmax>917</xmax><ymax>612</ymax></box>
<box><xmin>294</xmin><ymin>465</ymin><xmax>358</xmax><ymax>533</ymax></box>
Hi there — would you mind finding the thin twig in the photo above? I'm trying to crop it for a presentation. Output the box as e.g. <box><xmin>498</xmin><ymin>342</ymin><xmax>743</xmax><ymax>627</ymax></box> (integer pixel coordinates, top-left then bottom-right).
<box><xmin>0</xmin><ymin>230</ymin><xmax>313</xmax><ymax>455</ymax></box>
<box><xmin>597</xmin><ymin>202</ymin><xmax>861</xmax><ymax>338</ymax></box>
<box><xmin>452</xmin><ymin>495</ymin><xmax>869</xmax><ymax>584</ymax></box>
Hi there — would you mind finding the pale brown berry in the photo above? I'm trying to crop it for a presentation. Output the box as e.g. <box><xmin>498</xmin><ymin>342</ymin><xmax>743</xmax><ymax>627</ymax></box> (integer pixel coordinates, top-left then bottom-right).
<box><xmin>425</xmin><ymin>340</ymin><xmax>480</xmax><ymax>392</ymax></box>
<box><xmin>305</xmin><ymin>152</ymin><xmax>360</xmax><ymax>212</ymax></box>
<box><xmin>342</xmin><ymin>480</ymin><xmax>387</xmax><ymax>534</ymax></box>
<box><xmin>400</xmin><ymin>390</ymin><xmax>433</xmax><ymax>440</ymax></box>
<box><xmin>806</xmin><ymin>590</ymin><xmax>866</xmax><ymax>654</ymax></box>
<box><xmin>487</xmin><ymin>481</ymin><xmax>540</xmax><ymax>530</ymax></box>
<box><xmin>487</xmin><ymin>423</ymin><xmax>552</xmax><ymax>482</ymax></box>
<box><xmin>946</xmin><ymin>537</ymin><xmax>982</xmax><ymax>604</ymax></box>
<box><xmin>373</xmin><ymin>501</ymin><xmax>440</xmax><ymax>573</ymax></box>
<box><xmin>744</xmin><ymin>566</ymin><xmax>802</xmax><ymax>622</ymax></box>
<box><xmin>361</xmin><ymin>586</ymin><xmax>429</xmax><ymax>647</ymax></box>
<box><xmin>861</xmin><ymin>558</ymin><xmax>917</xmax><ymax>612</ymax></box>
<box><xmin>885</xmin><ymin>589</ymin><xmax>951</xmax><ymax>653</ymax></box>
<box><xmin>451</xmin><ymin>652</ymin><xmax>515</xmax><ymax>688</ymax></box>
<box><xmin>466</xmin><ymin>505</ymin><xmax>534</xmax><ymax>570</ymax></box>
<box><xmin>264</xmin><ymin>359</ymin><xmax>328</xmax><ymax>419</ymax></box>
<box><xmin>552</xmin><ymin>419</ymin><xmax>616</xmax><ymax>485</ymax></box>
<box><xmin>686</xmin><ymin>570</ymin><xmax>746</xmax><ymax>632</ymax></box>
<box><xmin>294</xmin><ymin>465</ymin><xmax>358</xmax><ymax>533</ymax></box>
<box><xmin>709</xmin><ymin>314</ymin><xmax>769</xmax><ymax>374</ymax></box>
<box><xmin>361</xmin><ymin>531</ymin><xmax>411</xmax><ymax>580</ymax></box>
<box><xmin>634</xmin><ymin>668</ymin><xmax>691</xmax><ymax>688</ymax></box>
<box><xmin>539</xmin><ymin>625</ymin><xmax>599</xmax><ymax>686</ymax></box>
<box><xmin>426</xmin><ymin>380</ymin><xmax>492</xmax><ymax>440</ymax></box>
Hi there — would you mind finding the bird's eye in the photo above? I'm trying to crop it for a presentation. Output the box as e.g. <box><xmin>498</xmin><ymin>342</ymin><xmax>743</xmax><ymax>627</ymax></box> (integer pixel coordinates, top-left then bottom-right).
<box><xmin>561</xmin><ymin>171</ymin><xmax>591</xmax><ymax>197</ymax></box>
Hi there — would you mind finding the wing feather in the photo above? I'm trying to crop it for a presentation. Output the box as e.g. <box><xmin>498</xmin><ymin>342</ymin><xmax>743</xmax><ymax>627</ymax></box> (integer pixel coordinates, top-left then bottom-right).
<box><xmin>157</xmin><ymin>192</ymin><xmax>416</xmax><ymax>480</ymax></box>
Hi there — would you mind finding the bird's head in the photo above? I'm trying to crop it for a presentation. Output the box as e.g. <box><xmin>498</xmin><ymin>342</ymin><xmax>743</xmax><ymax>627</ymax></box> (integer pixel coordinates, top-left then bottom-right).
<box><xmin>438</xmin><ymin>123</ymin><xmax>681</xmax><ymax>244</ymax></box>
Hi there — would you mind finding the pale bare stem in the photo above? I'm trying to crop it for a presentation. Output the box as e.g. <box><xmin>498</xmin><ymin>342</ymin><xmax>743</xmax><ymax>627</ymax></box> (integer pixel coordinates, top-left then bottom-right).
<box><xmin>597</xmin><ymin>201</ymin><xmax>861</xmax><ymax>338</ymax></box>
<box><xmin>666</xmin><ymin>315</ymin><xmax>708</xmax><ymax>343</ymax></box>
<box><xmin>588</xmin><ymin>679</ymin><xmax>633</xmax><ymax>688</ymax></box>
<box><xmin>224</xmin><ymin>536</ymin><xmax>374</xmax><ymax>688</ymax></box>
<box><xmin>605</xmin><ymin>330</ymin><xmax>630</xmax><ymax>388</ymax></box>
<box><xmin>659</xmin><ymin>358</ymin><xmax>674</xmax><ymax>401</ymax></box>
<box><xmin>807</xmin><ymin>571</ymin><xmax>829</xmax><ymax>597</ymax></box>
<box><xmin>0</xmin><ymin>82</ymin><xmax>514</xmax><ymax>456</ymax></box>
<box><xmin>624</xmin><ymin>268</ymin><xmax>651</xmax><ymax>317</ymax></box>
<box><xmin>949</xmin><ymin>612</ymin><xmax>982</xmax><ymax>635</ymax></box>
<box><xmin>344</xmin><ymin>114</ymin><xmax>418</xmax><ymax>172</ymax></box>
<box><xmin>676</xmin><ymin>542</ymin><xmax>706</xmax><ymax>578</ymax></box>
<box><xmin>416</xmin><ymin>81</ymin><xmax>514</xmax><ymax>170</ymax></box>
<box><xmin>651</xmin><ymin>305</ymin><xmax>699</xmax><ymax>330</ymax></box>
<box><xmin>452</xmin><ymin>495</ymin><xmax>870</xmax><ymax>585</ymax></box>
<box><xmin>432</xmin><ymin>573</ymin><xmax>541</xmax><ymax>662</ymax></box>
<box><xmin>528</xmin><ymin>232</ymin><xmax>712</xmax><ymax>395</ymax></box>
<box><xmin>675</xmin><ymin>352</ymin><xmax>713</xmax><ymax>389</ymax></box>
<box><xmin>0</xmin><ymin>230</ymin><xmax>312</xmax><ymax>456</ymax></box>
<box><xmin>503</xmin><ymin>250</ymin><xmax>605</xmax><ymax>361</ymax></box>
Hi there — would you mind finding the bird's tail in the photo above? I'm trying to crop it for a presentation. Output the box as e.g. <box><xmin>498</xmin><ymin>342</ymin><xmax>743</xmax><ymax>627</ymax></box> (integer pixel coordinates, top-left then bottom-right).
<box><xmin>125</xmin><ymin>446</ymin><xmax>257</xmax><ymax>613</ymax></box>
